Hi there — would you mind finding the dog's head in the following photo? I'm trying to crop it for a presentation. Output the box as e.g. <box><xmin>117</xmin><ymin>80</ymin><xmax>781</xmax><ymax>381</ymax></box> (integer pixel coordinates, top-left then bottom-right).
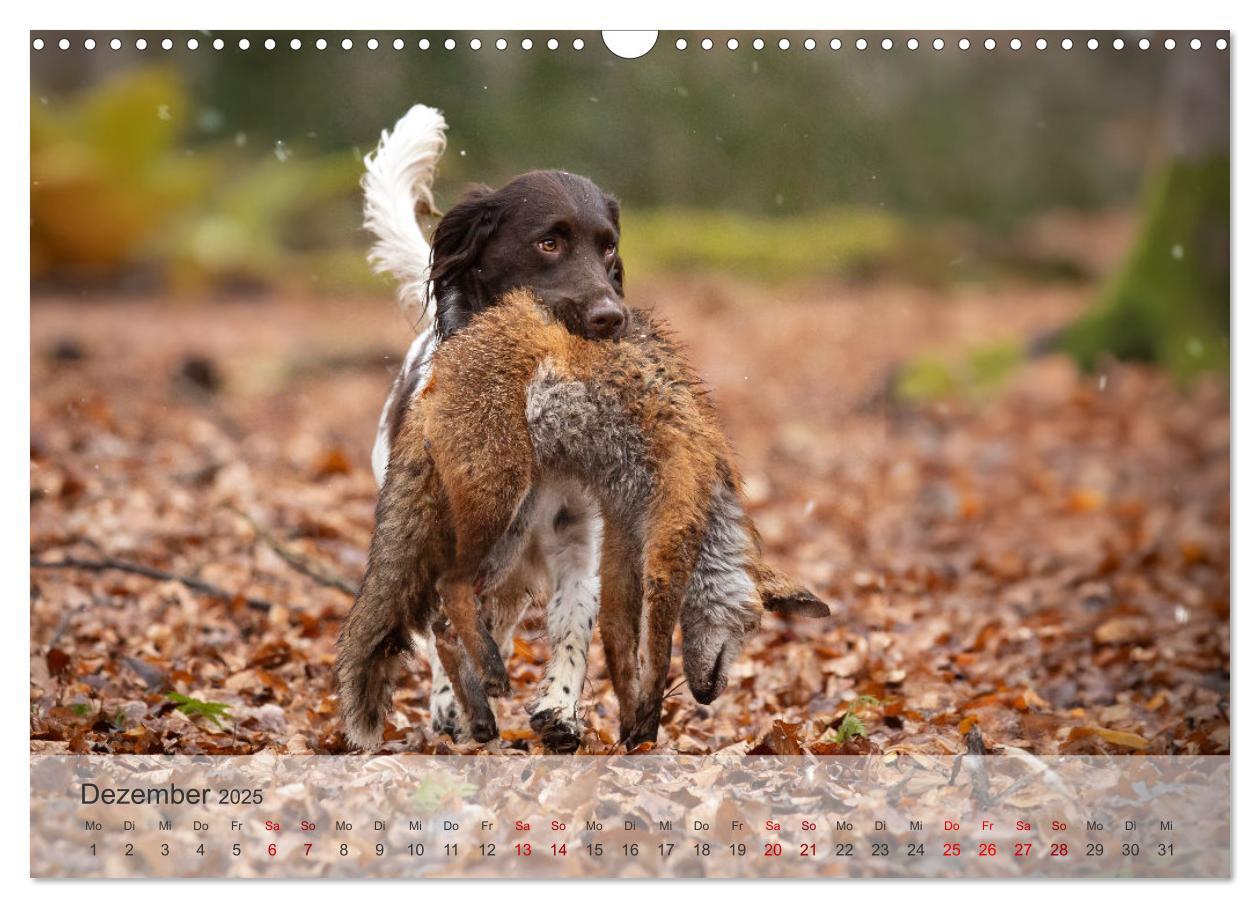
<box><xmin>429</xmin><ymin>170</ymin><xmax>628</xmax><ymax>342</ymax></box>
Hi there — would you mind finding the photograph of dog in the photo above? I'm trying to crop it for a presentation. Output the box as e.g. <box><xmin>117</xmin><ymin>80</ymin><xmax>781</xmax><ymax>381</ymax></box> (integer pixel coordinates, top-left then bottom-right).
<box><xmin>31</xmin><ymin>35</ymin><xmax>1227</xmax><ymax>757</ymax></box>
<box><xmin>338</xmin><ymin>106</ymin><xmax>828</xmax><ymax>753</ymax></box>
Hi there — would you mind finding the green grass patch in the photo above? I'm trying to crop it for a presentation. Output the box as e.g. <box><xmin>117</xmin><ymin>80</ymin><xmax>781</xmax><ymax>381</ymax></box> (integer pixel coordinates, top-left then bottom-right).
<box><xmin>165</xmin><ymin>692</ymin><xmax>232</xmax><ymax>729</ymax></box>
<box><xmin>621</xmin><ymin>207</ymin><xmax>913</xmax><ymax>284</ymax></box>
<box><xmin>896</xmin><ymin>340</ymin><xmax>1025</xmax><ymax>402</ymax></box>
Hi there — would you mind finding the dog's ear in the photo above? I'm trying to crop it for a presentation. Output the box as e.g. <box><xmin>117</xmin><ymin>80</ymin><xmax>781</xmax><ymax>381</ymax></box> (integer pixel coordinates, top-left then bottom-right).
<box><xmin>753</xmin><ymin>559</ymin><xmax>832</xmax><ymax>618</ymax></box>
<box><xmin>604</xmin><ymin>193</ymin><xmax>626</xmax><ymax>295</ymax></box>
<box><xmin>430</xmin><ymin>184</ymin><xmax>502</xmax><ymax>337</ymax></box>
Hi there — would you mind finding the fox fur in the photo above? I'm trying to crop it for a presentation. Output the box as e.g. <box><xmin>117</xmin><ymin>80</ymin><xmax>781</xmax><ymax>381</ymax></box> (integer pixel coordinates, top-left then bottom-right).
<box><xmin>336</xmin><ymin>289</ymin><xmax>829</xmax><ymax>751</ymax></box>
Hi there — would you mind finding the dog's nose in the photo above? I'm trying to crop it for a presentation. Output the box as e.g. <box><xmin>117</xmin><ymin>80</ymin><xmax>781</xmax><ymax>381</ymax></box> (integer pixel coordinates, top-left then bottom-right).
<box><xmin>584</xmin><ymin>297</ymin><xmax>626</xmax><ymax>339</ymax></box>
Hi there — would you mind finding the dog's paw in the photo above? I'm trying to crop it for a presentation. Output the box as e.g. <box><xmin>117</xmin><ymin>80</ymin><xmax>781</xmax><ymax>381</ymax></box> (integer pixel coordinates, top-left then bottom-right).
<box><xmin>530</xmin><ymin>707</ymin><xmax>583</xmax><ymax>754</ymax></box>
<box><xmin>431</xmin><ymin>690</ymin><xmax>464</xmax><ymax>741</ymax></box>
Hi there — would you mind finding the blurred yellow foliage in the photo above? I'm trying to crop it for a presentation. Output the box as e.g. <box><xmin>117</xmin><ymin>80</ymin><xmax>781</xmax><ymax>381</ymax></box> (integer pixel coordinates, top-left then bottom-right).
<box><xmin>31</xmin><ymin>68</ymin><xmax>209</xmax><ymax>280</ymax></box>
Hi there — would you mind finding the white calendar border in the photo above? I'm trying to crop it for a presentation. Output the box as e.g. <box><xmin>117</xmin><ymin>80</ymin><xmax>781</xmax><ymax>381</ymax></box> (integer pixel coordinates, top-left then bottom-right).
<box><xmin>5</xmin><ymin>0</ymin><xmax>1250</xmax><ymax>901</ymax></box>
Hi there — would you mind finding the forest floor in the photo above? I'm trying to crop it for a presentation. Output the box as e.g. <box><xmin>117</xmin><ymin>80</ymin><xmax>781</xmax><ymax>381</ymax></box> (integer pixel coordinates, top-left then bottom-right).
<box><xmin>30</xmin><ymin>274</ymin><xmax>1229</xmax><ymax>756</ymax></box>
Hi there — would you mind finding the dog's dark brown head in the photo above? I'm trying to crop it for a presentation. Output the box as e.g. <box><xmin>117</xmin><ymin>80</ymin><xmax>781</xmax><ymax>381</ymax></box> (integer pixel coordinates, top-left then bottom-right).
<box><xmin>429</xmin><ymin>170</ymin><xmax>628</xmax><ymax>342</ymax></box>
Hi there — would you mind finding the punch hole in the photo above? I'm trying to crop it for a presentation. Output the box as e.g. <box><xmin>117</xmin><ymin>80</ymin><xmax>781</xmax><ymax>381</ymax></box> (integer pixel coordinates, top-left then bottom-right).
<box><xmin>881</xmin><ymin>38</ymin><xmax>892</xmax><ymax>50</ymax></box>
<box><xmin>445</xmin><ymin>38</ymin><xmax>456</xmax><ymax>50</ymax></box>
<box><xmin>727</xmin><ymin>38</ymin><xmax>739</xmax><ymax>51</ymax></box>
<box><xmin>856</xmin><ymin>38</ymin><xmax>868</xmax><ymax>50</ymax></box>
<box><xmin>1216</xmin><ymin>38</ymin><xmax>1227</xmax><ymax>50</ymax></box>
<box><xmin>984</xmin><ymin>38</ymin><xmax>996</xmax><ymax>50</ymax></box>
<box><xmin>675</xmin><ymin>38</ymin><xmax>687</xmax><ymax>50</ymax></box>
<box><xmin>932</xmin><ymin>38</ymin><xmax>943</xmax><ymax>50</ymax></box>
<box><xmin>908</xmin><ymin>38</ymin><xmax>920</xmax><ymax>50</ymax></box>
<box><xmin>1036</xmin><ymin>38</ymin><xmax>1047</xmax><ymax>50</ymax></box>
<box><xmin>367</xmin><ymin>38</ymin><xmax>379</xmax><ymax>50</ymax></box>
<box><xmin>470</xmin><ymin>38</ymin><xmax>481</xmax><ymax>50</ymax></box>
<box><xmin>778</xmin><ymin>38</ymin><xmax>790</xmax><ymax>50</ymax></box>
<box><xmin>239</xmin><ymin>38</ymin><xmax>250</xmax><ymax>50</ymax></box>
<box><xmin>264</xmin><ymin>38</ymin><xmax>275</xmax><ymax>50</ymax></box>
<box><xmin>1061</xmin><ymin>38</ymin><xmax>1073</xmax><ymax>50</ymax></box>
<box><xmin>290</xmin><ymin>39</ymin><xmax>301</xmax><ymax>51</ymax></box>
<box><xmin>213</xmin><ymin>38</ymin><xmax>224</xmax><ymax>50</ymax></box>
<box><xmin>111</xmin><ymin>38</ymin><xmax>122</xmax><ymax>50</ymax></box>
<box><xmin>136</xmin><ymin>38</ymin><xmax>148</xmax><ymax>50</ymax></box>
<box><xmin>1190</xmin><ymin>38</ymin><xmax>1202</xmax><ymax>50</ymax></box>
<box><xmin>162</xmin><ymin>38</ymin><xmax>173</xmax><ymax>51</ymax></box>
<box><xmin>828</xmin><ymin>38</ymin><xmax>839</xmax><ymax>50</ymax></box>
<box><xmin>58</xmin><ymin>37</ymin><xmax>69</xmax><ymax>50</ymax></box>
<box><xmin>420</xmin><ymin>39</ymin><xmax>431</xmax><ymax>50</ymax></box>
<box><xmin>602</xmin><ymin>31</ymin><xmax>660</xmax><ymax>58</ymax></box>
<box><xmin>32</xmin><ymin>37</ymin><xmax>44</xmax><ymax>50</ymax></box>
<box><xmin>805</xmin><ymin>38</ymin><xmax>817</xmax><ymax>51</ymax></box>
<box><xmin>395</xmin><ymin>38</ymin><xmax>406</xmax><ymax>50</ymax></box>
<box><xmin>186</xmin><ymin>38</ymin><xmax>197</xmax><ymax>50</ymax></box>
<box><xmin>957</xmin><ymin>38</ymin><xmax>969</xmax><ymax>50</ymax></box>
<box><xmin>572</xmin><ymin>38</ymin><xmax>584</xmax><ymax>50</ymax></box>
<box><xmin>1088</xmin><ymin>38</ymin><xmax>1099</xmax><ymax>50</ymax></box>
<box><xmin>547</xmin><ymin>38</ymin><xmax>559</xmax><ymax>50</ymax></box>
<box><xmin>495</xmin><ymin>38</ymin><xmax>507</xmax><ymax>50</ymax></box>
<box><xmin>1164</xmin><ymin>38</ymin><xmax>1176</xmax><ymax>50</ymax></box>
<box><xmin>1009</xmin><ymin>38</ymin><xmax>1022</xmax><ymax>50</ymax></box>
<box><xmin>701</xmin><ymin>38</ymin><xmax>713</xmax><ymax>51</ymax></box>
<box><xmin>521</xmin><ymin>38</ymin><xmax>532</xmax><ymax>50</ymax></box>
<box><xmin>1139</xmin><ymin>37</ymin><xmax>1150</xmax><ymax>50</ymax></box>
<box><xmin>756</xmin><ymin>38</ymin><xmax>767</xmax><ymax>50</ymax></box>
<box><xmin>84</xmin><ymin>38</ymin><xmax>96</xmax><ymax>50</ymax></box>
<box><xmin>1113</xmin><ymin>38</ymin><xmax>1125</xmax><ymax>50</ymax></box>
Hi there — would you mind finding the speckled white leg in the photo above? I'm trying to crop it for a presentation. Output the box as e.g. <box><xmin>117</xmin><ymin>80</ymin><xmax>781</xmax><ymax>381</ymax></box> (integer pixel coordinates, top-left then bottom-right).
<box><xmin>529</xmin><ymin>487</ymin><xmax>602</xmax><ymax>753</ymax></box>
<box><xmin>414</xmin><ymin>630</ymin><xmax>464</xmax><ymax>740</ymax></box>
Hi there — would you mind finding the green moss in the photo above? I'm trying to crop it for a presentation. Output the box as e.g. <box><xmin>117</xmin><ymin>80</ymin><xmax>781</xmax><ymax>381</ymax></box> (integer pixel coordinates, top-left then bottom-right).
<box><xmin>1059</xmin><ymin>157</ymin><xmax>1230</xmax><ymax>381</ymax></box>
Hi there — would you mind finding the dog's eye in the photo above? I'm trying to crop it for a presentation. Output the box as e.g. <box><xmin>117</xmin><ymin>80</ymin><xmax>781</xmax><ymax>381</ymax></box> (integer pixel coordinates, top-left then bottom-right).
<box><xmin>537</xmin><ymin>238</ymin><xmax>560</xmax><ymax>254</ymax></box>
<box><xmin>604</xmin><ymin>242</ymin><xmax>618</xmax><ymax>257</ymax></box>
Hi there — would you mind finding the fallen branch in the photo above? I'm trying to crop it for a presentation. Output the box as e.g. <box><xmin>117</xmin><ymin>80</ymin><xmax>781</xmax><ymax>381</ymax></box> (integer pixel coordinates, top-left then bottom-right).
<box><xmin>225</xmin><ymin>505</ymin><xmax>359</xmax><ymax>597</ymax></box>
<box><xmin>30</xmin><ymin>556</ymin><xmax>274</xmax><ymax>612</ymax></box>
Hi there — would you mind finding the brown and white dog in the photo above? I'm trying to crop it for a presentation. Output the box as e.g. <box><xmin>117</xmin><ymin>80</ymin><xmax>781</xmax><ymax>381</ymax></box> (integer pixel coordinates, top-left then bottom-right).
<box><xmin>358</xmin><ymin>105</ymin><xmax>633</xmax><ymax>751</ymax></box>
<box><xmin>347</xmin><ymin>105</ymin><xmax>826</xmax><ymax>753</ymax></box>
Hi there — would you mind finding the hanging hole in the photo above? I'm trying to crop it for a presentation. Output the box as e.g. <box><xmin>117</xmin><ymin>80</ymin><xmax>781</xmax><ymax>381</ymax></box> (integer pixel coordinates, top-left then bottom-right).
<box><xmin>602</xmin><ymin>31</ymin><xmax>657</xmax><ymax>58</ymax></box>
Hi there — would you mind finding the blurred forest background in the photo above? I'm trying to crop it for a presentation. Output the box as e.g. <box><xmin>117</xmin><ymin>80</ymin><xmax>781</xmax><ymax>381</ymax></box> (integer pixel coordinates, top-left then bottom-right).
<box><xmin>30</xmin><ymin>34</ymin><xmax>1230</xmax><ymax>757</ymax></box>
<box><xmin>29</xmin><ymin>33</ymin><xmax>1213</xmax><ymax>294</ymax></box>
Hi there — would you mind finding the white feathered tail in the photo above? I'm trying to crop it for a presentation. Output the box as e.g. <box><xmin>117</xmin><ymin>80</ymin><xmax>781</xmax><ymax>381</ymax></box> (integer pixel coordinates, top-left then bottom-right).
<box><xmin>361</xmin><ymin>104</ymin><xmax>449</xmax><ymax>330</ymax></box>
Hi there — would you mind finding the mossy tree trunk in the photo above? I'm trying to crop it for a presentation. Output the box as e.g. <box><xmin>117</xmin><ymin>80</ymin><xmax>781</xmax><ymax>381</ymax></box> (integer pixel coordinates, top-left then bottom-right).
<box><xmin>1058</xmin><ymin>49</ymin><xmax>1229</xmax><ymax>381</ymax></box>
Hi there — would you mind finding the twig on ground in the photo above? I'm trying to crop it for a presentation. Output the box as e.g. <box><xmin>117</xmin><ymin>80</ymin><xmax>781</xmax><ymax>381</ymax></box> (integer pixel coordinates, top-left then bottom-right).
<box><xmin>225</xmin><ymin>505</ymin><xmax>359</xmax><ymax>597</ymax></box>
<box><xmin>30</xmin><ymin>556</ymin><xmax>274</xmax><ymax>612</ymax></box>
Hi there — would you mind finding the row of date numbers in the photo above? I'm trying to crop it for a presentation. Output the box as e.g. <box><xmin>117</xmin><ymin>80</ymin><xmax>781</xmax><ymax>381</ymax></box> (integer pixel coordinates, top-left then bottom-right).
<box><xmin>91</xmin><ymin>840</ymin><xmax>1176</xmax><ymax>859</ymax></box>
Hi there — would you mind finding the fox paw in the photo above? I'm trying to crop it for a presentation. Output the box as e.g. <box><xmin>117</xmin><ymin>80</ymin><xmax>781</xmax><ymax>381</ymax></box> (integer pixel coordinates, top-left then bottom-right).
<box><xmin>468</xmin><ymin>712</ymin><xmax>499</xmax><ymax>744</ymax></box>
<box><xmin>482</xmin><ymin>652</ymin><xmax>511</xmax><ymax>699</ymax></box>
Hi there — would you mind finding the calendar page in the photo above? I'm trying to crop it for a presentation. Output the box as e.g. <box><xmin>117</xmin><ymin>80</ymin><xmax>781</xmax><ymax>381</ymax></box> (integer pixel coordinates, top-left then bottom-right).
<box><xmin>28</xmin><ymin>27</ymin><xmax>1231</xmax><ymax>881</ymax></box>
